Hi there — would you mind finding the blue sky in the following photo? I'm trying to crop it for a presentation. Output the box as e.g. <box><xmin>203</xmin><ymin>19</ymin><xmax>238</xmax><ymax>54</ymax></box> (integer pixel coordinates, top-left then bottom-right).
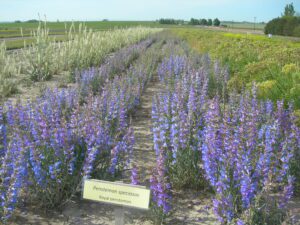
<box><xmin>1</xmin><ymin>0</ymin><xmax>299</xmax><ymax>22</ymax></box>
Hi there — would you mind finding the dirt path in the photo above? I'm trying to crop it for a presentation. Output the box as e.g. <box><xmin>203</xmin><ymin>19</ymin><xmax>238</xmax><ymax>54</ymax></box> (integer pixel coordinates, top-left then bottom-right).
<box><xmin>128</xmin><ymin>76</ymin><xmax>165</xmax><ymax>184</ymax></box>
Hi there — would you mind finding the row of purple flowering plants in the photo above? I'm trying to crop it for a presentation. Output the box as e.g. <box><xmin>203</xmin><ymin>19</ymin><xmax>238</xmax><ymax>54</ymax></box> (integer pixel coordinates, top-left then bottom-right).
<box><xmin>0</xmin><ymin>34</ymin><xmax>168</xmax><ymax>221</ymax></box>
<box><xmin>151</xmin><ymin>43</ymin><xmax>300</xmax><ymax>224</ymax></box>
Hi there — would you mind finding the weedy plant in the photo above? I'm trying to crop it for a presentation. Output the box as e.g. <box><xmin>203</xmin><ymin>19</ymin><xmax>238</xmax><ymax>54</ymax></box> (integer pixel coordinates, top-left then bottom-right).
<box><xmin>23</xmin><ymin>21</ymin><xmax>55</xmax><ymax>81</ymax></box>
<box><xmin>173</xmin><ymin>29</ymin><xmax>300</xmax><ymax>110</ymax></box>
<box><xmin>0</xmin><ymin>22</ymin><xmax>161</xmax><ymax>98</ymax></box>
<box><xmin>0</xmin><ymin>42</ymin><xmax>19</xmax><ymax>99</ymax></box>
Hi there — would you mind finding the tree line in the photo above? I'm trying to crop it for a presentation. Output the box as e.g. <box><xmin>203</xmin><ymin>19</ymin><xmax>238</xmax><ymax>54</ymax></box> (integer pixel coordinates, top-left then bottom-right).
<box><xmin>265</xmin><ymin>3</ymin><xmax>300</xmax><ymax>37</ymax></box>
<box><xmin>189</xmin><ymin>18</ymin><xmax>220</xmax><ymax>26</ymax></box>
<box><xmin>158</xmin><ymin>18</ymin><xmax>221</xmax><ymax>26</ymax></box>
<box><xmin>158</xmin><ymin>19</ymin><xmax>184</xmax><ymax>25</ymax></box>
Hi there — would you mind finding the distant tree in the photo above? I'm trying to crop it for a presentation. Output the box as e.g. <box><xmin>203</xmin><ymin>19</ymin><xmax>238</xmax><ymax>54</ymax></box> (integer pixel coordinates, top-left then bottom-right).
<box><xmin>189</xmin><ymin>18</ymin><xmax>200</xmax><ymax>25</ymax></box>
<box><xmin>283</xmin><ymin>16</ymin><xmax>299</xmax><ymax>35</ymax></box>
<box><xmin>265</xmin><ymin>16</ymin><xmax>300</xmax><ymax>36</ymax></box>
<box><xmin>159</xmin><ymin>18</ymin><xmax>183</xmax><ymax>25</ymax></box>
<box><xmin>294</xmin><ymin>25</ymin><xmax>300</xmax><ymax>37</ymax></box>
<box><xmin>213</xmin><ymin>18</ymin><xmax>221</xmax><ymax>26</ymax></box>
<box><xmin>15</xmin><ymin>20</ymin><xmax>21</xmax><ymax>23</ymax></box>
<box><xmin>207</xmin><ymin>19</ymin><xmax>213</xmax><ymax>26</ymax></box>
<box><xmin>200</xmin><ymin>19</ymin><xmax>208</xmax><ymax>25</ymax></box>
<box><xmin>265</xmin><ymin>3</ymin><xmax>300</xmax><ymax>36</ymax></box>
<box><xmin>283</xmin><ymin>3</ymin><xmax>296</xmax><ymax>17</ymax></box>
<box><xmin>27</xmin><ymin>19</ymin><xmax>39</xmax><ymax>23</ymax></box>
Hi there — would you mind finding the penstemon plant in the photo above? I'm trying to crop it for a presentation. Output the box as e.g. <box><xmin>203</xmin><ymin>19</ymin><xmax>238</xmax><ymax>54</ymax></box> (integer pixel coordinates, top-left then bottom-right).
<box><xmin>0</xmin><ymin>34</ymin><xmax>166</xmax><ymax>221</ymax></box>
<box><xmin>151</xmin><ymin>39</ymin><xmax>299</xmax><ymax>224</ymax></box>
<box><xmin>150</xmin><ymin>149</ymin><xmax>172</xmax><ymax>225</ymax></box>
<box><xmin>201</xmin><ymin>87</ymin><xmax>299</xmax><ymax>224</ymax></box>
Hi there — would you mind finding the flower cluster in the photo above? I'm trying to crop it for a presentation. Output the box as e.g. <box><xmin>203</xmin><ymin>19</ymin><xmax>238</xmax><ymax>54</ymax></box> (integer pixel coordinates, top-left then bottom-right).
<box><xmin>130</xmin><ymin>164</ymin><xmax>139</xmax><ymax>185</ymax></box>
<box><xmin>151</xmin><ymin>47</ymin><xmax>227</xmax><ymax>222</ymax></box>
<box><xmin>150</xmin><ymin>150</ymin><xmax>172</xmax><ymax>216</ymax></box>
<box><xmin>201</xmin><ymin>88</ymin><xmax>299</xmax><ymax>223</ymax></box>
<box><xmin>76</xmin><ymin>38</ymin><xmax>154</xmax><ymax>97</ymax></box>
<box><xmin>152</xmin><ymin>49</ymin><xmax>216</xmax><ymax>182</ymax></box>
<box><xmin>157</xmin><ymin>55</ymin><xmax>187</xmax><ymax>83</ymax></box>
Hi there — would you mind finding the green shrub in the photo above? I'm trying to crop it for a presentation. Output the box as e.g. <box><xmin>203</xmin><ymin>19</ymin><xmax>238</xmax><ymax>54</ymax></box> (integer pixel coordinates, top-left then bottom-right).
<box><xmin>257</xmin><ymin>80</ymin><xmax>279</xmax><ymax>100</ymax></box>
<box><xmin>265</xmin><ymin>16</ymin><xmax>300</xmax><ymax>37</ymax></box>
<box><xmin>0</xmin><ymin>42</ymin><xmax>19</xmax><ymax>98</ymax></box>
<box><xmin>242</xmin><ymin>194</ymin><xmax>288</xmax><ymax>225</ymax></box>
<box><xmin>173</xmin><ymin>28</ymin><xmax>300</xmax><ymax>109</ymax></box>
<box><xmin>293</xmin><ymin>25</ymin><xmax>300</xmax><ymax>37</ymax></box>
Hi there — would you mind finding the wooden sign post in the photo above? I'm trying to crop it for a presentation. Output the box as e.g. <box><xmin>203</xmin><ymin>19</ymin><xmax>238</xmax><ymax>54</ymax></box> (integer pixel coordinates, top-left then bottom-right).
<box><xmin>82</xmin><ymin>179</ymin><xmax>150</xmax><ymax>225</ymax></box>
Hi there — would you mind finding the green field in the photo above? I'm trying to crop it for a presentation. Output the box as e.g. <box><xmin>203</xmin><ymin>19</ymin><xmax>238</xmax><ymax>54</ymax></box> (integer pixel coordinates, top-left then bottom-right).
<box><xmin>0</xmin><ymin>21</ymin><xmax>176</xmax><ymax>49</ymax></box>
<box><xmin>173</xmin><ymin>28</ymin><xmax>300</xmax><ymax>111</ymax></box>
<box><xmin>0</xmin><ymin>20</ymin><xmax>282</xmax><ymax>50</ymax></box>
<box><xmin>0</xmin><ymin>19</ymin><xmax>294</xmax><ymax>51</ymax></box>
<box><xmin>221</xmin><ymin>21</ymin><xmax>266</xmax><ymax>30</ymax></box>
<box><xmin>0</xmin><ymin>21</ymin><xmax>167</xmax><ymax>37</ymax></box>
<box><xmin>0</xmin><ymin>20</ymin><xmax>265</xmax><ymax>38</ymax></box>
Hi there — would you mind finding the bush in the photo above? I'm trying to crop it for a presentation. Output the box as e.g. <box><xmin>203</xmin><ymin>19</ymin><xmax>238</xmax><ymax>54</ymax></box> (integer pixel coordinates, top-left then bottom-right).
<box><xmin>293</xmin><ymin>25</ymin><xmax>300</xmax><ymax>37</ymax></box>
<box><xmin>173</xmin><ymin>28</ymin><xmax>300</xmax><ymax>109</ymax></box>
<box><xmin>265</xmin><ymin>16</ymin><xmax>300</xmax><ymax>37</ymax></box>
<box><xmin>213</xmin><ymin>18</ymin><xmax>221</xmax><ymax>26</ymax></box>
<box><xmin>0</xmin><ymin>42</ymin><xmax>19</xmax><ymax>99</ymax></box>
<box><xmin>189</xmin><ymin>18</ymin><xmax>200</xmax><ymax>25</ymax></box>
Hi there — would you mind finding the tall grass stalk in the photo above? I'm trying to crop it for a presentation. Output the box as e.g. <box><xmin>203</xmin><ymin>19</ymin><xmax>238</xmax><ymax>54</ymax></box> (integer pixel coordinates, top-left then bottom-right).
<box><xmin>0</xmin><ymin>22</ymin><xmax>161</xmax><ymax>98</ymax></box>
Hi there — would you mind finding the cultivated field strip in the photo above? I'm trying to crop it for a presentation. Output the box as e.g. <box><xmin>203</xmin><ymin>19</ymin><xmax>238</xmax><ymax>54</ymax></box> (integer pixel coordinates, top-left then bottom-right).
<box><xmin>1</xmin><ymin>30</ymin><xmax>299</xmax><ymax>225</ymax></box>
<box><xmin>0</xmin><ymin>26</ymin><xmax>161</xmax><ymax>100</ymax></box>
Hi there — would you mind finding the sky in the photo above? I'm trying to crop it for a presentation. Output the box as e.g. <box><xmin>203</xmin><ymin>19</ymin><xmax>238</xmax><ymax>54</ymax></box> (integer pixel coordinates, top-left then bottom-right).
<box><xmin>1</xmin><ymin>0</ymin><xmax>300</xmax><ymax>23</ymax></box>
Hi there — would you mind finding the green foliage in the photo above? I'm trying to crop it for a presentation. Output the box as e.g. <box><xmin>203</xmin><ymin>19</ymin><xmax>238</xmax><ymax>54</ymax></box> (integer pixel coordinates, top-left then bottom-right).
<box><xmin>265</xmin><ymin>16</ymin><xmax>300</xmax><ymax>37</ymax></box>
<box><xmin>173</xmin><ymin>29</ymin><xmax>300</xmax><ymax>109</ymax></box>
<box><xmin>207</xmin><ymin>19</ymin><xmax>213</xmax><ymax>26</ymax></box>
<box><xmin>243</xmin><ymin>194</ymin><xmax>288</xmax><ymax>225</ymax></box>
<box><xmin>0</xmin><ymin>42</ymin><xmax>19</xmax><ymax>99</ymax></box>
<box><xmin>26</xmin><ymin>19</ymin><xmax>40</xmax><ymax>23</ymax></box>
<box><xmin>24</xmin><ymin>23</ymin><xmax>54</xmax><ymax>81</ymax></box>
<box><xmin>265</xmin><ymin>3</ymin><xmax>299</xmax><ymax>37</ymax></box>
<box><xmin>293</xmin><ymin>25</ymin><xmax>300</xmax><ymax>36</ymax></box>
<box><xmin>189</xmin><ymin>18</ymin><xmax>200</xmax><ymax>25</ymax></box>
<box><xmin>284</xmin><ymin>3</ymin><xmax>296</xmax><ymax>17</ymax></box>
<box><xmin>0</xmin><ymin>23</ymin><xmax>160</xmax><ymax>98</ymax></box>
<box><xmin>189</xmin><ymin>18</ymin><xmax>218</xmax><ymax>26</ymax></box>
<box><xmin>200</xmin><ymin>19</ymin><xmax>208</xmax><ymax>25</ymax></box>
<box><xmin>213</xmin><ymin>18</ymin><xmax>221</xmax><ymax>26</ymax></box>
<box><xmin>159</xmin><ymin>18</ymin><xmax>184</xmax><ymax>25</ymax></box>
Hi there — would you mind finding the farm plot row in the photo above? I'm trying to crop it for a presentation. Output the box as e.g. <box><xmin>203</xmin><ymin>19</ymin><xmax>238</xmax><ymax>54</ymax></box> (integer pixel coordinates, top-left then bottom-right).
<box><xmin>0</xmin><ymin>25</ymin><xmax>160</xmax><ymax>100</ymax></box>
<box><xmin>0</xmin><ymin>31</ymin><xmax>191</xmax><ymax>223</ymax></box>
<box><xmin>0</xmin><ymin>32</ymin><xmax>156</xmax><ymax>221</ymax></box>
<box><xmin>173</xmin><ymin>29</ymin><xmax>300</xmax><ymax>112</ymax></box>
<box><xmin>150</xmin><ymin>40</ymin><xmax>300</xmax><ymax>224</ymax></box>
<box><xmin>0</xmin><ymin>30</ymin><xmax>299</xmax><ymax>225</ymax></box>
